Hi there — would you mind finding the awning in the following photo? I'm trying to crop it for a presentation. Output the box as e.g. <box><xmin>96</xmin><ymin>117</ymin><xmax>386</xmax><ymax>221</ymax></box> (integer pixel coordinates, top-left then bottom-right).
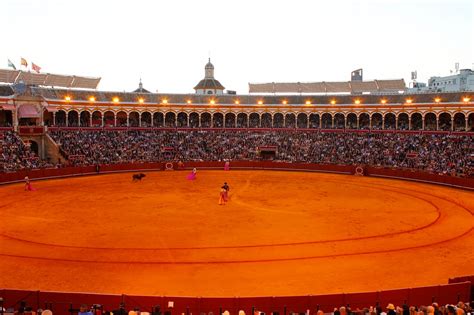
<box><xmin>18</xmin><ymin>105</ymin><xmax>40</xmax><ymax>118</ymax></box>
<box><xmin>45</xmin><ymin>106</ymin><xmax>59</xmax><ymax>112</ymax></box>
<box><xmin>1</xmin><ymin>104</ymin><xmax>15</xmax><ymax>111</ymax></box>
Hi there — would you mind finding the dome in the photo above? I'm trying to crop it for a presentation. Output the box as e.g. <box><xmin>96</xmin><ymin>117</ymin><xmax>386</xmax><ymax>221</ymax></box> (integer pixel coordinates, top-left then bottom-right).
<box><xmin>194</xmin><ymin>78</ymin><xmax>225</xmax><ymax>90</ymax></box>
<box><xmin>205</xmin><ymin>58</ymin><xmax>214</xmax><ymax>69</ymax></box>
<box><xmin>194</xmin><ymin>58</ymin><xmax>225</xmax><ymax>93</ymax></box>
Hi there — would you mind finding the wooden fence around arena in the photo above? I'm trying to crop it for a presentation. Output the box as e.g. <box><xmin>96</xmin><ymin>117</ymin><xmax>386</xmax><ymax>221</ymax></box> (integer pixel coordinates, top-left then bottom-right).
<box><xmin>0</xmin><ymin>162</ymin><xmax>473</xmax><ymax>190</ymax></box>
<box><xmin>0</xmin><ymin>281</ymin><xmax>472</xmax><ymax>315</ymax></box>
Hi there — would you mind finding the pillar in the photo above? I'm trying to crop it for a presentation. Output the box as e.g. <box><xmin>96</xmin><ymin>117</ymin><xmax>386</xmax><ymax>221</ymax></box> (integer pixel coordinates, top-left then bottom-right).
<box><xmin>40</xmin><ymin>107</ymin><xmax>44</xmax><ymax>126</ymax></box>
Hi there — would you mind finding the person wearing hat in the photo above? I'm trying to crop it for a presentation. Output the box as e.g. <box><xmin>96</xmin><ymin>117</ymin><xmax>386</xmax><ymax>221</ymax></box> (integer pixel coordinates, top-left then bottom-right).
<box><xmin>223</xmin><ymin>182</ymin><xmax>230</xmax><ymax>201</ymax></box>
<box><xmin>386</xmin><ymin>304</ymin><xmax>396</xmax><ymax>315</ymax></box>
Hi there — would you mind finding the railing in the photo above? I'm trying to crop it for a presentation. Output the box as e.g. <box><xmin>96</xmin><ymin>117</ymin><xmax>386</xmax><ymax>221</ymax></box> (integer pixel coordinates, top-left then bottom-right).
<box><xmin>44</xmin><ymin>126</ymin><xmax>474</xmax><ymax>135</ymax></box>
<box><xmin>18</xmin><ymin>126</ymin><xmax>45</xmax><ymax>135</ymax></box>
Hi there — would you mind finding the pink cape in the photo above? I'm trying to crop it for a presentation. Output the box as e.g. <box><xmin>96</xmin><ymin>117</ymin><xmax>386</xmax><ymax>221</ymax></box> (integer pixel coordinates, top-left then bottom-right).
<box><xmin>186</xmin><ymin>172</ymin><xmax>196</xmax><ymax>180</ymax></box>
<box><xmin>25</xmin><ymin>183</ymin><xmax>37</xmax><ymax>191</ymax></box>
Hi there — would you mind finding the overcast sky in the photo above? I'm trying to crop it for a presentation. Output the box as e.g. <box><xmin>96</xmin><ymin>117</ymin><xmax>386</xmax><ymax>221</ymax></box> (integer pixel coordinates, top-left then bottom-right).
<box><xmin>1</xmin><ymin>0</ymin><xmax>473</xmax><ymax>94</ymax></box>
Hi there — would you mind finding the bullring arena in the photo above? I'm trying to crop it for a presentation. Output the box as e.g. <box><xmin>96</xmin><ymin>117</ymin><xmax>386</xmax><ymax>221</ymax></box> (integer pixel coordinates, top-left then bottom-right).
<box><xmin>1</xmin><ymin>168</ymin><xmax>474</xmax><ymax>297</ymax></box>
<box><xmin>1</xmin><ymin>61</ymin><xmax>474</xmax><ymax>314</ymax></box>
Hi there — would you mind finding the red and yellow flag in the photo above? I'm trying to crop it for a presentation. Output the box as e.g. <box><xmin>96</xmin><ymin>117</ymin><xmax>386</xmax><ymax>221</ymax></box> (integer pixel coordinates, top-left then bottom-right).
<box><xmin>32</xmin><ymin>62</ymin><xmax>41</xmax><ymax>73</ymax></box>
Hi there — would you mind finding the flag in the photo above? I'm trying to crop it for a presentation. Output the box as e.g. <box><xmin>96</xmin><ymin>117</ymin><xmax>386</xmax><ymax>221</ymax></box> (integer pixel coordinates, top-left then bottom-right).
<box><xmin>21</xmin><ymin>57</ymin><xmax>28</xmax><ymax>67</ymax></box>
<box><xmin>8</xmin><ymin>59</ymin><xmax>16</xmax><ymax>70</ymax></box>
<box><xmin>32</xmin><ymin>62</ymin><xmax>41</xmax><ymax>73</ymax></box>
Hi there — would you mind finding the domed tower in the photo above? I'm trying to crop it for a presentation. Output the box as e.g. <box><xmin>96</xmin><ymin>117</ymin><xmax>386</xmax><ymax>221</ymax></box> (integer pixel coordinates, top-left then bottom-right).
<box><xmin>194</xmin><ymin>58</ymin><xmax>225</xmax><ymax>95</ymax></box>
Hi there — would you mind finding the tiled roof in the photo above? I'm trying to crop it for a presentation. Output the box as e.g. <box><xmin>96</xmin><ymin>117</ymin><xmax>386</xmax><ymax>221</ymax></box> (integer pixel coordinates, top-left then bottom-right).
<box><xmin>194</xmin><ymin>78</ymin><xmax>225</xmax><ymax>90</ymax></box>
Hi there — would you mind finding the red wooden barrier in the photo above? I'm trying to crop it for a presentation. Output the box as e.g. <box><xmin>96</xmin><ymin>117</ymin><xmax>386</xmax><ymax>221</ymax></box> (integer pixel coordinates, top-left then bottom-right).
<box><xmin>1</xmin><ymin>162</ymin><xmax>473</xmax><ymax>190</ymax></box>
<box><xmin>344</xmin><ymin>292</ymin><xmax>379</xmax><ymax>309</ymax></box>
<box><xmin>378</xmin><ymin>288</ymin><xmax>410</xmax><ymax>309</ymax></box>
<box><xmin>448</xmin><ymin>276</ymin><xmax>474</xmax><ymax>284</ymax></box>
<box><xmin>437</xmin><ymin>282</ymin><xmax>471</xmax><ymax>305</ymax></box>
<box><xmin>1</xmin><ymin>282</ymin><xmax>471</xmax><ymax>315</ymax></box>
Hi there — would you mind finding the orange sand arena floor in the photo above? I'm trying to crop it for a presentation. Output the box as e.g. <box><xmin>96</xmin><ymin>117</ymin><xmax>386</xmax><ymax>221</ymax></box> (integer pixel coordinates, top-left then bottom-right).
<box><xmin>0</xmin><ymin>170</ymin><xmax>473</xmax><ymax>297</ymax></box>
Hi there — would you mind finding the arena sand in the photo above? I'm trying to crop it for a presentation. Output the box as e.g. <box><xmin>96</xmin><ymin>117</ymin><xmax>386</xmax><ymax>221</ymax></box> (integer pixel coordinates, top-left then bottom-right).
<box><xmin>0</xmin><ymin>170</ymin><xmax>473</xmax><ymax>297</ymax></box>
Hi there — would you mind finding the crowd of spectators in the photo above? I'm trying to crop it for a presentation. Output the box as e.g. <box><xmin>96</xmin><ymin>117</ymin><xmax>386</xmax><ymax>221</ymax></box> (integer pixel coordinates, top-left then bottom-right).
<box><xmin>47</xmin><ymin>130</ymin><xmax>474</xmax><ymax>177</ymax></box>
<box><xmin>330</xmin><ymin>302</ymin><xmax>473</xmax><ymax>315</ymax></box>
<box><xmin>2</xmin><ymin>301</ymin><xmax>473</xmax><ymax>315</ymax></box>
<box><xmin>0</xmin><ymin>131</ymin><xmax>55</xmax><ymax>172</ymax></box>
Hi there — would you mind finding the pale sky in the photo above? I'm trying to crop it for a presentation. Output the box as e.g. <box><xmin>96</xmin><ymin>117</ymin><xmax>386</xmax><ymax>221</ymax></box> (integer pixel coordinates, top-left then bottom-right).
<box><xmin>1</xmin><ymin>0</ymin><xmax>473</xmax><ymax>94</ymax></box>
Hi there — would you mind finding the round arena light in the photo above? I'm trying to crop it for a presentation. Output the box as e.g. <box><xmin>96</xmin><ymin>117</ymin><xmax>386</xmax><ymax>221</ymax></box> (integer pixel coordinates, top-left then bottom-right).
<box><xmin>380</xmin><ymin>99</ymin><xmax>387</xmax><ymax>104</ymax></box>
<box><xmin>354</xmin><ymin>99</ymin><xmax>361</xmax><ymax>105</ymax></box>
<box><xmin>282</xmin><ymin>100</ymin><xmax>288</xmax><ymax>105</ymax></box>
<box><xmin>330</xmin><ymin>100</ymin><xmax>336</xmax><ymax>105</ymax></box>
<box><xmin>162</xmin><ymin>99</ymin><xmax>168</xmax><ymax>104</ymax></box>
<box><xmin>305</xmin><ymin>100</ymin><xmax>311</xmax><ymax>105</ymax></box>
<box><xmin>234</xmin><ymin>100</ymin><xmax>240</xmax><ymax>105</ymax></box>
<box><xmin>405</xmin><ymin>99</ymin><xmax>413</xmax><ymax>104</ymax></box>
<box><xmin>434</xmin><ymin>97</ymin><xmax>441</xmax><ymax>103</ymax></box>
<box><xmin>113</xmin><ymin>97</ymin><xmax>120</xmax><ymax>103</ymax></box>
<box><xmin>138</xmin><ymin>98</ymin><xmax>144</xmax><ymax>104</ymax></box>
<box><xmin>187</xmin><ymin>100</ymin><xmax>192</xmax><ymax>104</ymax></box>
<box><xmin>89</xmin><ymin>96</ymin><xmax>95</xmax><ymax>102</ymax></box>
<box><xmin>463</xmin><ymin>97</ymin><xmax>471</xmax><ymax>103</ymax></box>
<box><xmin>210</xmin><ymin>99</ymin><xmax>215</xmax><ymax>105</ymax></box>
<box><xmin>65</xmin><ymin>96</ymin><xmax>71</xmax><ymax>101</ymax></box>
<box><xmin>257</xmin><ymin>100</ymin><xmax>263</xmax><ymax>105</ymax></box>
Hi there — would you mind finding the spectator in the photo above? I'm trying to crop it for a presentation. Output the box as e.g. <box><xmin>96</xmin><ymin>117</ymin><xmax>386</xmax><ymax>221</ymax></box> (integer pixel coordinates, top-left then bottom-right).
<box><xmin>79</xmin><ymin>305</ymin><xmax>93</xmax><ymax>315</ymax></box>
